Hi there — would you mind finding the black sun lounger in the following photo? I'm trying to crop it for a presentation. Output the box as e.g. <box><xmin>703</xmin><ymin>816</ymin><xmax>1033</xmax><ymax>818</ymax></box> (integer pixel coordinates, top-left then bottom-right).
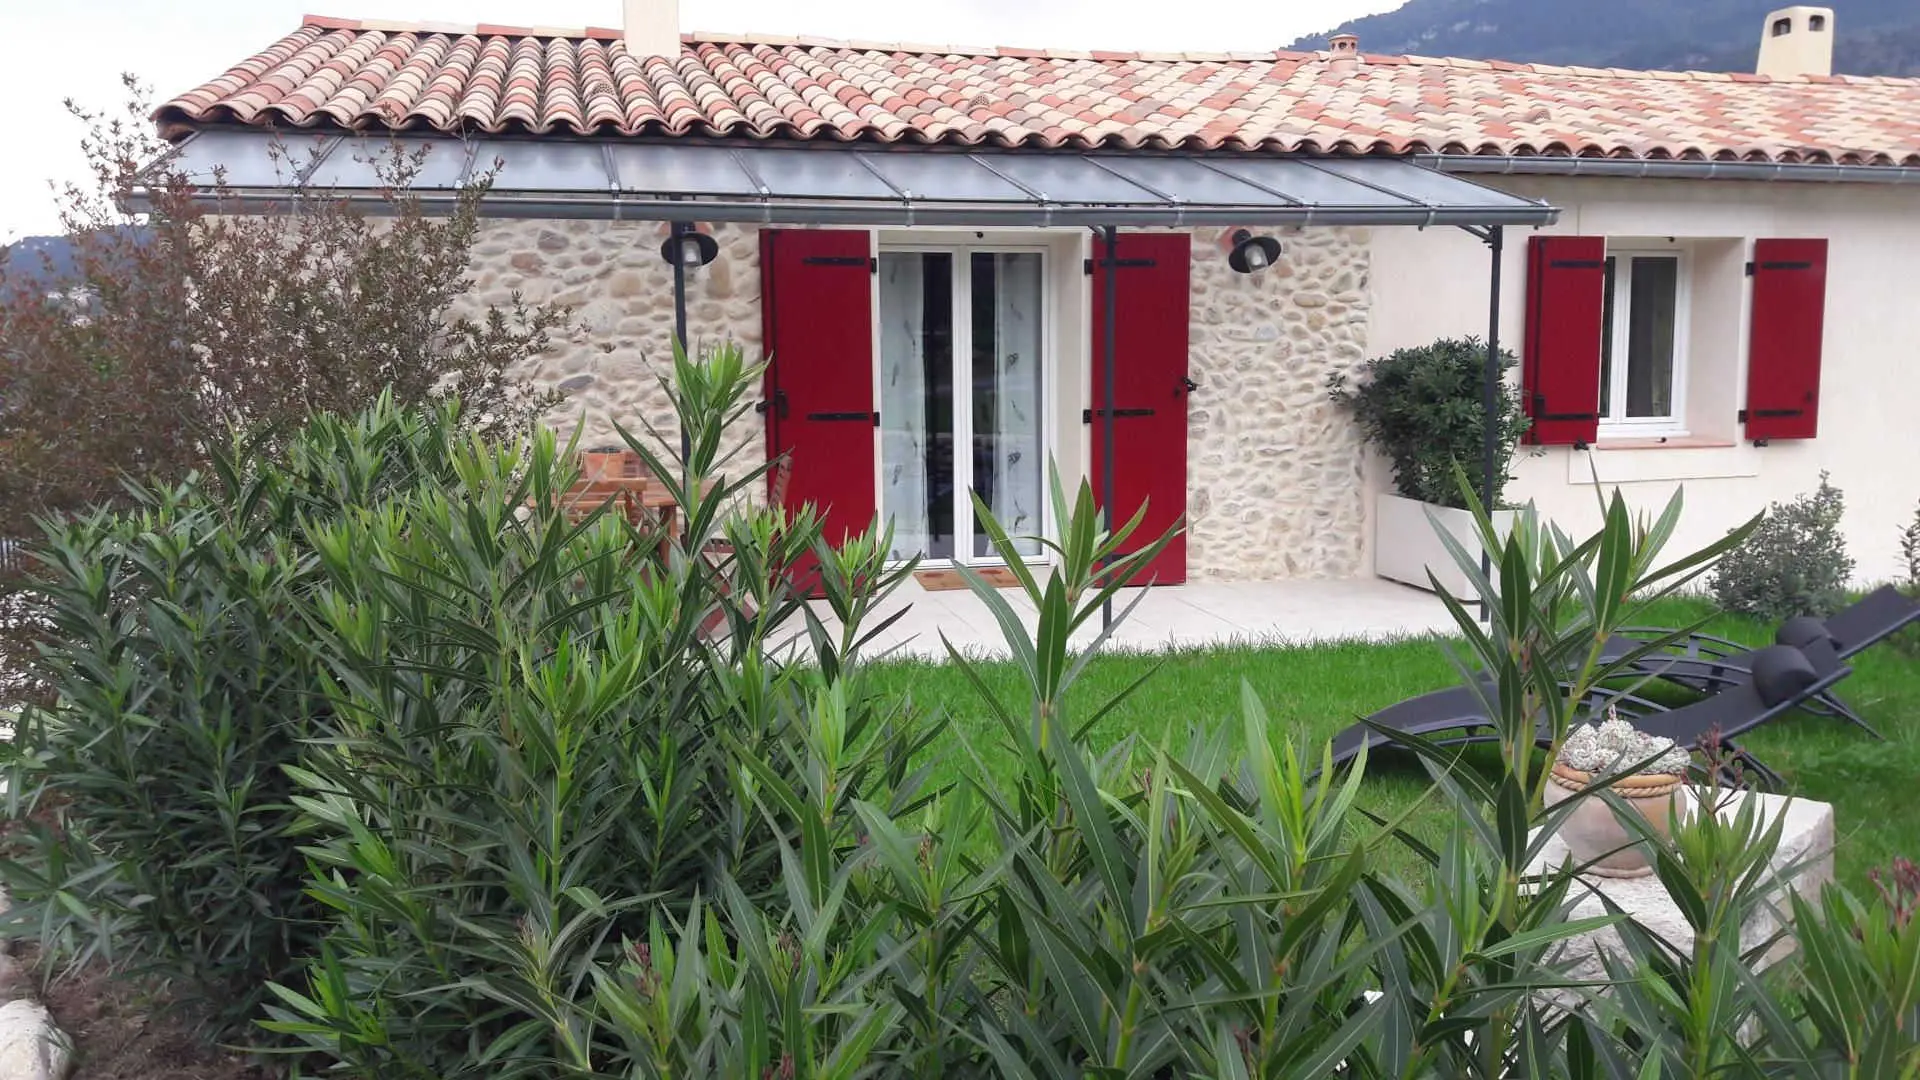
<box><xmin>1328</xmin><ymin>644</ymin><xmax>1851</xmax><ymax>791</ymax></box>
<box><xmin>1325</xmin><ymin>679</ymin><xmax>1670</xmax><ymax>775</ymax></box>
<box><xmin>1597</xmin><ymin>587</ymin><xmax>1914</xmax><ymax>739</ymax></box>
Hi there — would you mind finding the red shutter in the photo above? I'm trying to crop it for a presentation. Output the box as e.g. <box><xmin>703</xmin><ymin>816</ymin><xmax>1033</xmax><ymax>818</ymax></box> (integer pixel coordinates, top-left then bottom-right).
<box><xmin>1521</xmin><ymin>235</ymin><xmax>1606</xmax><ymax>447</ymax></box>
<box><xmin>1090</xmin><ymin>232</ymin><xmax>1190</xmax><ymax>586</ymax></box>
<box><xmin>760</xmin><ymin>229</ymin><xmax>876</xmax><ymax>592</ymax></box>
<box><xmin>1744</xmin><ymin>238</ymin><xmax>1828</xmax><ymax>442</ymax></box>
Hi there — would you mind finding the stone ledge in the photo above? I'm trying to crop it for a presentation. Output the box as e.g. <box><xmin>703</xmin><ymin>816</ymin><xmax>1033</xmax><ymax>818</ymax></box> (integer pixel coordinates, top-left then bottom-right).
<box><xmin>1525</xmin><ymin>790</ymin><xmax>1834</xmax><ymax>983</ymax></box>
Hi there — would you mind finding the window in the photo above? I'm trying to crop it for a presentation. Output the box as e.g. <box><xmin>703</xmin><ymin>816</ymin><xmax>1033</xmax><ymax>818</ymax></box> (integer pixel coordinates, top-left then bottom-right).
<box><xmin>1598</xmin><ymin>250</ymin><xmax>1688</xmax><ymax>435</ymax></box>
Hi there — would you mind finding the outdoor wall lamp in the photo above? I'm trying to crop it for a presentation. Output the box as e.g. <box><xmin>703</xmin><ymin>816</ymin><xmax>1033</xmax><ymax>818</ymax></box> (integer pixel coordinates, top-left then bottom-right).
<box><xmin>1227</xmin><ymin>229</ymin><xmax>1283</xmax><ymax>274</ymax></box>
<box><xmin>659</xmin><ymin>225</ymin><xmax>718</xmax><ymax>269</ymax></box>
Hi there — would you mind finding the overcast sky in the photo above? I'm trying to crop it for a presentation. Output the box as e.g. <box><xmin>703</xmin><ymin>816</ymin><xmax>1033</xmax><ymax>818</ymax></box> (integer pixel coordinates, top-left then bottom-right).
<box><xmin>0</xmin><ymin>0</ymin><xmax>1402</xmax><ymax>241</ymax></box>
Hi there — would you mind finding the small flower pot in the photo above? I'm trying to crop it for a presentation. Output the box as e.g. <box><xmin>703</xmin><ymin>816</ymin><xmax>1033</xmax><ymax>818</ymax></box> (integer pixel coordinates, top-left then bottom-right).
<box><xmin>1542</xmin><ymin>763</ymin><xmax>1686</xmax><ymax>878</ymax></box>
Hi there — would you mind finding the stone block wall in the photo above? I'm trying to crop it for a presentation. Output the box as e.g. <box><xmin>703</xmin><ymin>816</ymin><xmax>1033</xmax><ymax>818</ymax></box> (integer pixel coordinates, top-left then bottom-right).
<box><xmin>1184</xmin><ymin>225</ymin><xmax>1373</xmax><ymax>580</ymax></box>
<box><xmin>462</xmin><ymin>220</ymin><xmax>1375</xmax><ymax>580</ymax></box>
<box><xmin>454</xmin><ymin>219</ymin><xmax>764</xmax><ymax>456</ymax></box>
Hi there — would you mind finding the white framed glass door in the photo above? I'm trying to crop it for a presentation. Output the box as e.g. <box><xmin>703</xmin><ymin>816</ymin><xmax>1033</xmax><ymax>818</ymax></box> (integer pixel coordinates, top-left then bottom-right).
<box><xmin>877</xmin><ymin>246</ymin><xmax>1047</xmax><ymax>564</ymax></box>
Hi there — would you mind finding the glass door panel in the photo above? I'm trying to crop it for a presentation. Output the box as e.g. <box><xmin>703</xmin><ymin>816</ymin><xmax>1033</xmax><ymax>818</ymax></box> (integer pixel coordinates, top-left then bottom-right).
<box><xmin>878</xmin><ymin>252</ymin><xmax>954</xmax><ymax>561</ymax></box>
<box><xmin>879</xmin><ymin>247</ymin><xmax>1045</xmax><ymax>564</ymax></box>
<box><xmin>970</xmin><ymin>252</ymin><xmax>1044</xmax><ymax>556</ymax></box>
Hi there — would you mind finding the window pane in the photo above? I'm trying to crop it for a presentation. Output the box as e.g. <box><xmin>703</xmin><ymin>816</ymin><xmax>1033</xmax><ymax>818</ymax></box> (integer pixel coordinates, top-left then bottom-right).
<box><xmin>878</xmin><ymin>253</ymin><xmax>955</xmax><ymax>560</ymax></box>
<box><xmin>970</xmin><ymin>253</ymin><xmax>1044</xmax><ymax>557</ymax></box>
<box><xmin>1599</xmin><ymin>256</ymin><xmax>1617</xmax><ymax>418</ymax></box>
<box><xmin>1625</xmin><ymin>256</ymin><xmax>1679</xmax><ymax>418</ymax></box>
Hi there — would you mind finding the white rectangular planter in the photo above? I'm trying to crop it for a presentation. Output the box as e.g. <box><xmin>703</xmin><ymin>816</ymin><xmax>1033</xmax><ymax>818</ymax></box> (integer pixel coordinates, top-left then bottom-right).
<box><xmin>1373</xmin><ymin>493</ymin><xmax>1515</xmax><ymax>597</ymax></box>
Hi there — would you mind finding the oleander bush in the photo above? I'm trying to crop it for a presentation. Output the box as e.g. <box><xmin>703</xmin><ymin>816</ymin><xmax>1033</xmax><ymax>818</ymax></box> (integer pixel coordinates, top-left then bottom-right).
<box><xmin>0</xmin><ymin>395</ymin><xmax>469</xmax><ymax>1036</ymax></box>
<box><xmin>1327</xmin><ymin>336</ymin><xmax>1529</xmax><ymax>508</ymax></box>
<box><xmin>9</xmin><ymin>349</ymin><xmax>1920</xmax><ymax>1077</ymax></box>
<box><xmin>1711</xmin><ymin>471</ymin><xmax>1856</xmax><ymax>621</ymax></box>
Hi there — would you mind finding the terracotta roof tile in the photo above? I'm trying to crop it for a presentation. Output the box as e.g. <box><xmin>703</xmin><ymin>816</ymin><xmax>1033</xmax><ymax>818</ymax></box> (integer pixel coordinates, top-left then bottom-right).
<box><xmin>151</xmin><ymin>15</ymin><xmax>1920</xmax><ymax>167</ymax></box>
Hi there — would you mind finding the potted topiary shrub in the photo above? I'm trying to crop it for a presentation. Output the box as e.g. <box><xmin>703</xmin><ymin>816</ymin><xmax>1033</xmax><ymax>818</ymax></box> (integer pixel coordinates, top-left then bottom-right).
<box><xmin>1328</xmin><ymin>337</ymin><xmax>1529</xmax><ymax>596</ymax></box>
<box><xmin>1543</xmin><ymin>710</ymin><xmax>1694</xmax><ymax>878</ymax></box>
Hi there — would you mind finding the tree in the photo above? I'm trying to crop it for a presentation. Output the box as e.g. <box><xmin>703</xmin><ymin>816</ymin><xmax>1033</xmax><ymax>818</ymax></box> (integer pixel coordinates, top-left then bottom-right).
<box><xmin>0</xmin><ymin>78</ymin><xmax>568</xmax><ymax>543</ymax></box>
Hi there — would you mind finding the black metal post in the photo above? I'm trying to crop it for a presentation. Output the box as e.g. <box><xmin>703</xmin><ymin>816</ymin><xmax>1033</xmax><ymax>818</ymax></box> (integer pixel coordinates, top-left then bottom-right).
<box><xmin>670</xmin><ymin>220</ymin><xmax>692</xmax><ymax>488</ymax></box>
<box><xmin>1480</xmin><ymin>225</ymin><xmax>1505</xmax><ymax>622</ymax></box>
<box><xmin>1099</xmin><ymin>224</ymin><xmax>1119</xmax><ymax>631</ymax></box>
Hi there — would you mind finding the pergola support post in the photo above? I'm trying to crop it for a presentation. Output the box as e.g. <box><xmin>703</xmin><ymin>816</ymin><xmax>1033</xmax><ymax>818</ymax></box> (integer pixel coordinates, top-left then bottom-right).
<box><xmin>1097</xmin><ymin>224</ymin><xmax>1120</xmax><ymax>631</ymax></box>
<box><xmin>1479</xmin><ymin>225</ymin><xmax>1506</xmax><ymax>623</ymax></box>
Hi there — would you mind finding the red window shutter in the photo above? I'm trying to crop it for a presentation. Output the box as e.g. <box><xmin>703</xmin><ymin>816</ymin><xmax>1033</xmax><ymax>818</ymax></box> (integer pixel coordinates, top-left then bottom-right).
<box><xmin>1090</xmin><ymin>232</ymin><xmax>1190</xmax><ymax>586</ymax></box>
<box><xmin>1521</xmin><ymin>235</ymin><xmax>1606</xmax><ymax>447</ymax></box>
<box><xmin>759</xmin><ymin>229</ymin><xmax>876</xmax><ymax>590</ymax></box>
<box><xmin>1743</xmin><ymin>238</ymin><xmax>1828</xmax><ymax>442</ymax></box>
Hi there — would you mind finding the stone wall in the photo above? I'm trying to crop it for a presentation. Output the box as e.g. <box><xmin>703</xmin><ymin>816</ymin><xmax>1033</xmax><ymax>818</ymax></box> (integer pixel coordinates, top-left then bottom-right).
<box><xmin>463</xmin><ymin>220</ymin><xmax>1375</xmax><ymax>580</ymax></box>
<box><xmin>455</xmin><ymin>219</ymin><xmax>763</xmax><ymax>454</ymax></box>
<box><xmin>1184</xmin><ymin>226</ymin><xmax>1373</xmax><ymax>580</ymax></box>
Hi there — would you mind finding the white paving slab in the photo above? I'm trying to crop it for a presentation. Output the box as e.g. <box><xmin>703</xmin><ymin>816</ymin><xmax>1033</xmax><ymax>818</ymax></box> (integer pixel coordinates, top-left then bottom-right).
<box><xmin>814</xmin><ymin>577</ymin><xmax>1464</xmax><ymax>660</ymax></box>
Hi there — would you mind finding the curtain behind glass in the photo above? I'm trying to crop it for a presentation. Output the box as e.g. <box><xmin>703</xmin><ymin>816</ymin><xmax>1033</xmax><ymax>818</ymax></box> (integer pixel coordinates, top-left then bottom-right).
<box><xmin>879</xmin><ymin>254</ymin><xmax>930</xmax><ymax>560</ymax></box>
<box><xmin>974</xmin><ymin>252</ymin><xmax>1043</xmax><ymax>556</ymax></box>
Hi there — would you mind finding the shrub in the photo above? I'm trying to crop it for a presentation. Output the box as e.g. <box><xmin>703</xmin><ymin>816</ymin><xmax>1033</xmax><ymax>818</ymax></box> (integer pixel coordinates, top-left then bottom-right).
<box><xmin>15</xmin><ymin>350</ymin><xmax>1920</xmax><ymax>1075</ymax></box>
<box><xmin>1327</xmin><ymin>336</ymin><xmax>1529</xmax><ymax>508</ymax></box>
<box><xmin>1</xmin><ymin>396</ymin><xmax>468</xmax><ymax>1036</ymax></box>
<box><xmin>1711</xmin><ymin>471</ymin><xmax>1856</xmax><ymax>621</ymax></box>
<box><xmin>263</xmin><ymin>348</ymin><xmax>939</xmax><ymax>1075</ymax></box>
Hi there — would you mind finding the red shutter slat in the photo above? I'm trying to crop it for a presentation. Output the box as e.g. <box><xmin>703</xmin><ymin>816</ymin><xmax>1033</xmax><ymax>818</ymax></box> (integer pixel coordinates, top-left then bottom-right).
<box><xmin>760</xmin><ymin>229</ymin><xmax>876</xmax><ymax>593</ymax></box>
<box><xmin>1522</xmin><ymin>235</ymin><xmax>1606</xmax><ymax>447</ymax></box>
<box><xmin>1744</xmin><ymin>238</ymin><xmax>1828</xmax><ymax>442</ymax></box>
<box><xmin>1090</xmin><ymin>232</ymin><xmax>1190</xmax><ymax>586</ymax></box>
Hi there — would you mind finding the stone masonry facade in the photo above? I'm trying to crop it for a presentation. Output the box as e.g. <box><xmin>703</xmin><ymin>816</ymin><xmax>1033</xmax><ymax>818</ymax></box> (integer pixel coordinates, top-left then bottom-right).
<box><xmin>1183</xmin><ymin>225</ymin><xmax>1373</xmax><ymax>580</ymax></box>
<box><xmin>461</xmin><ymin>222</ymin><xmax>1374</xmax><ymax>580</ymax></box>
<box><xmin>452</xmin><ymin>219</ymin><xmax>763</xmax><ymax>455</ymax></box>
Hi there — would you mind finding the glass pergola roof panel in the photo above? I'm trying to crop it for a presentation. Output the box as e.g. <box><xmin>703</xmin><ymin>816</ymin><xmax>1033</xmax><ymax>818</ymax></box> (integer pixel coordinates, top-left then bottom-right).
<box><xmin>477</xmin><ymin>141</ymin><xmax>613</xmax><ymax>192</ymax></box>
<box><xmin>145</xmin><ymin>130</ymin><xmax>1560</xmax><ymax>226</ymax></box>
<box><xmin>744</xmin><ymin>149</ymin><xmax>899</xmax><ymax>200</ymax></box>
<box><xmin>1205</xmin><ymin>158</ymin><xmax>1415</xmax><ymax>207</ymax></box>
<box><xmin>610</xmin><ymin>144</ymin><xmax>762</xmax><ymax>197</ymax></box>
<box><xmin>1087</xmin><ymin>156</ymin><xmax>1293</xmax><ymax>207</ymax></box>
<box><xmin>980</xmin><ymin>154</ymin><xmax>1168</xmax><ymax>205</ymax></box>
<box><xmin>1307</xmin><ymin>157</ymin><xmax>1530</xmax><ymax>209</ymax></box>
<box><xmin>304</xmin><ymin>137</ymin><xmax>470</xmax><ymax>189</ymax></box>
<box><xmin>856</xmin><ymin>152</ymin><xmax>1030</xmax><ymax>202</ymax></box>
<box><xmin>163</xmin><ymin>130</ymin><xmax>336</xmax><ymax>188</ymax></box>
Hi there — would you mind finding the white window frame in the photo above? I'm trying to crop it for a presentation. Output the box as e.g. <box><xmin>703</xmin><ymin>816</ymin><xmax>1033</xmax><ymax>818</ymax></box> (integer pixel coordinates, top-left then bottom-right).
<box><xmin>1599</xmin><ymin>246</ymin><xmax>1692</xmax><ymax>439</ymax></box>
<box><xmin>871</xmin><ymin>237</ymin><xmax>1057</xmax><ymax>567</ymax></box>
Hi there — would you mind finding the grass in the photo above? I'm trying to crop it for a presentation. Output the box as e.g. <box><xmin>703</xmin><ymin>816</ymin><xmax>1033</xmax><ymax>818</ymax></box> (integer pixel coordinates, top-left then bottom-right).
<box><xmin>864</xmin><ymin>596</ymin><xmax>1920</xmax><ymax>886</ymax></box>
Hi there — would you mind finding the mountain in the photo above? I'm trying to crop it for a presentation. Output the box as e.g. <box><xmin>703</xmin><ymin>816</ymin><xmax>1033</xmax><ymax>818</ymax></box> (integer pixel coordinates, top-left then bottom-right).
<box><xmin>2</xmin><ymin>235</ymin><xmax>80</xmax><ymax>288</ymax></box>
<box><xmin>1290</xmin><ymin>0</ymin><xmax>1920</xmax><ymax>76</ymax></box>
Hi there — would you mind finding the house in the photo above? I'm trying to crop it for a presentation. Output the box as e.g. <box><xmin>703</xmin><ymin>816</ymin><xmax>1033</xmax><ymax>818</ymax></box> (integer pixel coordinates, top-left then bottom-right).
<box><xmin>148</xmin><ymin>3</ymin><xmax>1920</xmax><ymax>585</ymax></box>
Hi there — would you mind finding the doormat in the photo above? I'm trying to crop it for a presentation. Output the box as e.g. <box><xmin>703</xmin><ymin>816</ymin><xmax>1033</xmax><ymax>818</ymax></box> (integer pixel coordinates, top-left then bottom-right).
<box><xmin>914</xmin><ymin>566</ymin><xmax>1022</xmax><ymax>591</ymax></box>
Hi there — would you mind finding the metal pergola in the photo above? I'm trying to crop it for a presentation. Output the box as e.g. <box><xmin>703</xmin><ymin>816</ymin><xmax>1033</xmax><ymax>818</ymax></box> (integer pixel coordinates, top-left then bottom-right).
<box><xmin>142</xmin><ymin>130</ymin><xmax>1561</xmax><ymax>624</ymax></box>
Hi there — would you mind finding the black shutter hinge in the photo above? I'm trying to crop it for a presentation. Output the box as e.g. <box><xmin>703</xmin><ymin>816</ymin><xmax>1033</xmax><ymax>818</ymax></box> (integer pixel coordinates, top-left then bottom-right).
<box><xmin>801</xmin><ymin>255</ymin><xmax>876</xmax><ymax>271</ymax></box>
<box><xmin>1084</xmin><ymin>257</ymin><xmax>1159</xmax><ymax>274</ymax></box>
<box><xmin>1745</xmin><ymin>261</ymin><xmax>1756</xmax><ymax>276</ymax></box>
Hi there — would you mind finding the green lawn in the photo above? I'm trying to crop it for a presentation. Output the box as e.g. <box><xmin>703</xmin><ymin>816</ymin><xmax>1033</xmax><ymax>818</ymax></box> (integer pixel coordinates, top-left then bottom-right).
<box><xmin>864</xmin><ymin>596</ymin><xmax>1920</xmax><ymax>886</ymax></box>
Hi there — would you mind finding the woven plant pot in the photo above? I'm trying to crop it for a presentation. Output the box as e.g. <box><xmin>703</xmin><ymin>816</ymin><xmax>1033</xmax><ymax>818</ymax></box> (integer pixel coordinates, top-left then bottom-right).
<box><xmin>1543</xmin><ymin>762</ymin><xmax>1686</xmax><ymax>878</ymax></box>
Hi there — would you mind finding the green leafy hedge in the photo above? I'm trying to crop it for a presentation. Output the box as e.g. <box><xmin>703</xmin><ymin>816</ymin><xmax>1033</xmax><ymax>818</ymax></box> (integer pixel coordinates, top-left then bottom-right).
<box><xmin>8</xmin><ymin>348</ymin><xmax>1920</xmax><ymax>1077</ymax></box>
<box><xmin>1329</xmin><ymin>336</ymin><xmax>1529</xmax><ymax>508</ymax></box>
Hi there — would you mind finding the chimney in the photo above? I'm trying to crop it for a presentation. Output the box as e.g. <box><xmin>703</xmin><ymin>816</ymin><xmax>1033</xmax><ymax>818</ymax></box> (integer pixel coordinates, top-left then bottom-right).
<box><xmin>624</xmin><ymin>0</ymin><xmax>680</xmax><ymax>58</ymax></box>
<box><xmin>1328</xmin><ymin>33</ymin><xmax>1360</xmax><ymax>58</ymax></box>
<box><xmin>1755</xmin><ymin>6</ymin><xmax>1833</xmax><ymax>77</ymax></box>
